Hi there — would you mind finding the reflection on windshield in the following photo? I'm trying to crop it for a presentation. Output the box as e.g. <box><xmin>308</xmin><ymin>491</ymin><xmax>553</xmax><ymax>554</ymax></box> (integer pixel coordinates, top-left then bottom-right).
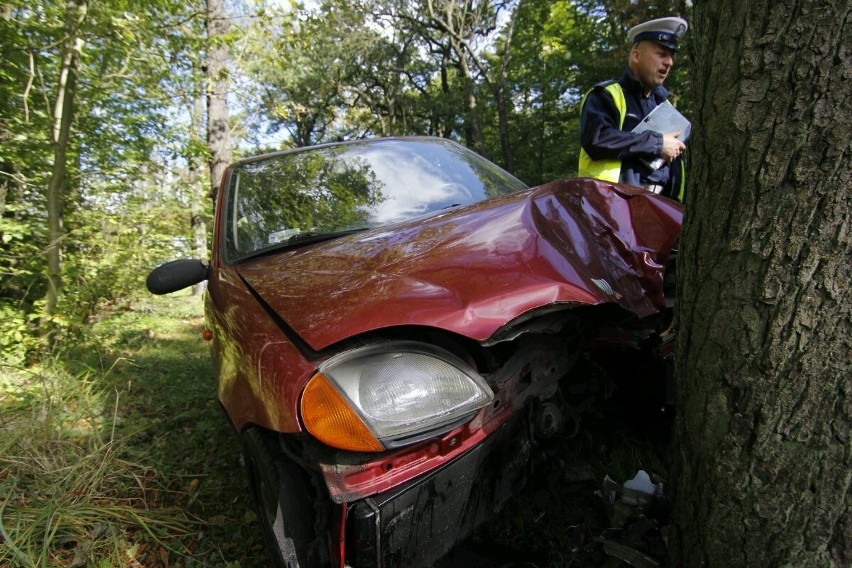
<box><xmin>224</xmin><ymin>138</ymin><xmax>527</xmax><ymax>262</ymax></box>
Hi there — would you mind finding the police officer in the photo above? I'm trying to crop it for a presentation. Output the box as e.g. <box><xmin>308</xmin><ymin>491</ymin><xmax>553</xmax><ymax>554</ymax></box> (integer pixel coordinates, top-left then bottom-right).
<box><xmin>578</xmin><ymin>17</ymin><xmax>688</xmax><ymax>201</ymax></box>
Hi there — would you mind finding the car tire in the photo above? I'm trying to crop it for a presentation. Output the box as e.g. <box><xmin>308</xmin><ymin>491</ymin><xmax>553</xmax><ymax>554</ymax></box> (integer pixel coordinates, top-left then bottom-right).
<box><xmin>241</xmin><ymin>427</ymin><xmax>330</xmax><ymax>568</ymax></box>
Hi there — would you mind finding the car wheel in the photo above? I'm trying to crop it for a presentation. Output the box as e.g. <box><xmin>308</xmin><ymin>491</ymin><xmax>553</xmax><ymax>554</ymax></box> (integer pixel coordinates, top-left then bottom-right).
<box><xmin>241</xmin><ymin>427</ymin><xmax>330</xmax><ymax>568</ymax></box>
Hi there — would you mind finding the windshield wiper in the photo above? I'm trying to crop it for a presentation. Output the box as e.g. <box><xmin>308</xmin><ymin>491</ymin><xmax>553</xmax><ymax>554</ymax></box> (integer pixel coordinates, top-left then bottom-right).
<box><xmin>283</xmin><ymin>228</ymin><xmax>368</xmax><ymax>245</ymax></box>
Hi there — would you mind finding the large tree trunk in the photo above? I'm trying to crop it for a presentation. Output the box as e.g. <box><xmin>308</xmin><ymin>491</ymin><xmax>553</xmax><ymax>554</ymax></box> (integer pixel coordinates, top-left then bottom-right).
<box><xmin>44</xmin><ymin>0</ymin><xmax>87</xmax><ymax>320</ymax></box>
<box><xmin>206</xmin><ymin>0</ymin><xmax>232</xmax><ymax>206</ymax></box>
<box><xmin>671</xmin><ymin>1</ymin><xmax>850</xmax><ymax>566</ymax></box>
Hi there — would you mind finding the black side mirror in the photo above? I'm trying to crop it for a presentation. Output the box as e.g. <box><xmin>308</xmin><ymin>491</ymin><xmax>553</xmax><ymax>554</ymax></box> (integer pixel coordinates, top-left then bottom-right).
<box><xmin>146</xmin><ymin>259</ymin><xmax>209</xmax><ymax>295</ymax></box>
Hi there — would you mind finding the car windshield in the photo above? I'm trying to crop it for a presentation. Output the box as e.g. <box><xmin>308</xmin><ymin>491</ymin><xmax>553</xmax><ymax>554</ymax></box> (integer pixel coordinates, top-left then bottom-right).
<box><xmin>223</xmin><ymin>138</ymin><xmax>527</xmax><ymax>262</ymax></box>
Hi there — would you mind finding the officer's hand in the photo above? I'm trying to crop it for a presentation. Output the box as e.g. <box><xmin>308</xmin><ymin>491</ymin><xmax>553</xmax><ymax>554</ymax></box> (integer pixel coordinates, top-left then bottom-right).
<box><xmin>662</xmin><ymin>131</ymin><xmax>686</xmax><ymax>162</ymax></box>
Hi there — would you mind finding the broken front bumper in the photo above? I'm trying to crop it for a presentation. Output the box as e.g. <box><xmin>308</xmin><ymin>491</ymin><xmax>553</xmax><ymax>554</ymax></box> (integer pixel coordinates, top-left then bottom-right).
<box><xmin>343</xmin><ymin>413</ymin><xmax>531</xmax><ymax>568</ymax></box>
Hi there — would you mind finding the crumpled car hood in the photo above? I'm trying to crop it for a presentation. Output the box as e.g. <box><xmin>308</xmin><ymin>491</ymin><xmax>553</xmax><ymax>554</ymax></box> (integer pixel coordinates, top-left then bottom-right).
<box><xmin>236</xmin><ymin>178</ymin><xmax>682</xmax><ymax>351</ymax></box>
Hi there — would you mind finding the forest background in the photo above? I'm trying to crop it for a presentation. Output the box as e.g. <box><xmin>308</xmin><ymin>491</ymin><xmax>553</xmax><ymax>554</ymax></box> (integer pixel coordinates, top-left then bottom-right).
<box><xmin>9</xmin><ymin>0</ymin><xmax>848</xmax><ymax>567</ymax></box>
<box><xmin>0</xmin><ymin>0</ymin><xmax>691</xmax><ymax>360</ymax></box>
<box><xmin>0</xmin><ymin>1</ymin><xmax>693</xmax><ymax>565</ymax></box>
<box><xmin>0</xmin><ymin>0</ymin><xmax>689</xmax><ymax>566</ymax></box>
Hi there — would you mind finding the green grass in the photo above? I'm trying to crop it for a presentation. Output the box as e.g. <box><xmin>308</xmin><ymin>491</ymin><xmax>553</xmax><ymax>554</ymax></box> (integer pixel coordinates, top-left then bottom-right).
<box><xmin>1</xmin><ymin>293</ymin><xmax>672</xmax><ymax>568</ymax></box>
<box><xmin>0</xmin><ymin>293</ymin><xmax>266</xmax><ymax>567</ymax></box>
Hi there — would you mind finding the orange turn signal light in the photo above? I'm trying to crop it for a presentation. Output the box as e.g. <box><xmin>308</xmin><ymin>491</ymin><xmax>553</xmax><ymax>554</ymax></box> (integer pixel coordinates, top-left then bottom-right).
<box><xmin>301</xmin><ymin>373</ymin><xmax>384</xmax><ymax>452</ymax></box>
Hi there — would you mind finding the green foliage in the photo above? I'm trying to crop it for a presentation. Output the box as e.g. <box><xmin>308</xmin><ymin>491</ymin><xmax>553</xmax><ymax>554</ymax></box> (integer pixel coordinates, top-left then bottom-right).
<box><xmin>240</xmin><ymin>0</ymin><xmax>689</xmax><ymax>185</ymax></box>
<box><xmin>0</xmin><ymin>295</ymin><xmax>266</xmax><ymax>567</ymax></box>
<box><xmin>0</xmin><ymin>0</ymin><xmax>207</xmax><ymax>362</ymax></box>
<box><xmin>65</xmin><ymin>176</ymin><xmax>197</xmax><ymax>313</ymax></box>
<box><xmin>0</xmin><ymin>0</ymin><xmax>693</xmax><ymax>363</ymax></box>
<box><xmin>0</xmin><ymin>302</ymin><xmax>39</xmax><ymax>366</ymax></box>
<box><xmin>0</xmin><ymin>160</ymin><xmax>200</xmax><ymax>362</ymax></box>
<box><xmin>483</xmin><ymin>0</ymin><xmax>590</xmax><ymax>183</ymax></box>
<box><xmin>0</xmin><ymin>205</ymin><xmax>48</xmax><ymax>365</ymax></box>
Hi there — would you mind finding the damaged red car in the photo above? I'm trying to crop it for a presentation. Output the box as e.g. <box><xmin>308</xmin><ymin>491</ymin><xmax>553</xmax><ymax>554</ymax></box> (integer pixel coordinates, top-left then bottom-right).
<box><xmin>147</xmin><ymin>137</ymin><xmax>682</xmax><ymax>568</ymax></box>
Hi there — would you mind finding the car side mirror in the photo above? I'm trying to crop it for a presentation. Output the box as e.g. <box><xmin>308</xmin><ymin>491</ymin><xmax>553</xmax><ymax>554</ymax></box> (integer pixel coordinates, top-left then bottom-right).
<box><xmin>146</xmin><ymin>259</ymin><xmax>209</xmax><ymax>295</ymax></box>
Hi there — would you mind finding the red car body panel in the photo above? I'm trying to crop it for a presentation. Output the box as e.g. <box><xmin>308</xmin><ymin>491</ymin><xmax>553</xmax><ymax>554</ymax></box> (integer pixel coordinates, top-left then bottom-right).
<box><xmin>236</xmin><ymin>178</ymin><xmax>680</xmax><ymax>348</ymax></box>
<box><xmin>206</xmin><ymin>177</ymin><xmax>682</xmax><ymax>437</ymax></box>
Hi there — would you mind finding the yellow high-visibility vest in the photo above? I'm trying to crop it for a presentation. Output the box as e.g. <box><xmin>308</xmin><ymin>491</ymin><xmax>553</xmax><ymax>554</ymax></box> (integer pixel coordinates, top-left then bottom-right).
<box><xmin>578</xmin><ymin>82</ymin><xmax>626</xmax><ymax>183</ymax></box>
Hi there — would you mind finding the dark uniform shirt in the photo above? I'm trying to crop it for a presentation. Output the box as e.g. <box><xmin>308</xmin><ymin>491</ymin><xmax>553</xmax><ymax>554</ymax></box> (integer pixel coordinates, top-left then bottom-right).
<box><xmin>580</xmin><ymin>68</ymin><xmax>684</xmax><ymax>200</ymax></box>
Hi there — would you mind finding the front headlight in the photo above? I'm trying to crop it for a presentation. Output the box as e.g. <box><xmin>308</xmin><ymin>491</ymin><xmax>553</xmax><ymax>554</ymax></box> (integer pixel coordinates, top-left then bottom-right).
<box><xmin>300</xmin><ymin>341</ymin><xmax>493</xmax><ymax>452</ymax></box>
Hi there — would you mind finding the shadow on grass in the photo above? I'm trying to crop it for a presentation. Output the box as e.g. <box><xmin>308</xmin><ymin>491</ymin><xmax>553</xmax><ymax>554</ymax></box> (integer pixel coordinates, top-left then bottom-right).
<box><xmin>64</xmin><ymin>295</ymin><xmax>270</xmax><ymax>567</ymax></box>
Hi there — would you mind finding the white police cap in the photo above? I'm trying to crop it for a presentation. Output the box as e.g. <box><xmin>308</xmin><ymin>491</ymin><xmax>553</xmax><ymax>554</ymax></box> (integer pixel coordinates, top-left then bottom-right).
<box><xmin>628</xmin><ymin>17</ymin><xmax>688</xmax><ymax>51</ymax></box>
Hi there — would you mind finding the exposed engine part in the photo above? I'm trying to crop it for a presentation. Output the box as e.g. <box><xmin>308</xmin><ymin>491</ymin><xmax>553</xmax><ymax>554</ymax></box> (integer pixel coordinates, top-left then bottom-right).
<box><xmin>534</xmin><ymin>402</ymin><xmax>562</xmax><ymax>438</ymax></box>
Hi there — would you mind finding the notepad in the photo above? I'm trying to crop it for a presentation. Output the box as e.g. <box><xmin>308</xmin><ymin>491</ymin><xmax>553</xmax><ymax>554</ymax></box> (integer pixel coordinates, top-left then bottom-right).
<box><xmin>632</xmin><ymin>101</ymin><xmax>691</xmax><ymax>170</ymax></box>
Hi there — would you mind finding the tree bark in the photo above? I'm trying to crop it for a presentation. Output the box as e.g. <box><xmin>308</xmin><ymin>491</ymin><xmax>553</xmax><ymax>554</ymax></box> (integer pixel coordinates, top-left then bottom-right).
<box><xmin>671</xmin><ymin>1</ymin><xmax>851</xmax><ymax>566</ymax></box>
<box><xmin>44</xmin><ymin>0</ymin><xmax>87</xmax><ymax>319</ymax></box>
<box><xmin>206</xmin><ymin>0</ymin><xmax>232</xmax><ymax>206</ymax></box>
<box><xmin>190</xmin><ymin>91</ymin><xmax>208</xmax><ymax>296</ymax></box>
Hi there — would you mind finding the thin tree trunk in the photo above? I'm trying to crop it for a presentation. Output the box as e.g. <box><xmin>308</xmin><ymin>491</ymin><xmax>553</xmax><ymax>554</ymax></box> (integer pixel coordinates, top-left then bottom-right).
<box><xmin>449</xmin><ymin>36</ymin><xmax>484</xmax><ymax>155</ymax></box>
<box><xmin>460</xmin><ymin>62</ymin><xmax>484</xmax><ymax>155</ymax></box>
<box><xmin>493</xmin><ymin>1</ymin><xmax>520</xmax><ymax>173</ymax></box>
<box><xmin>439</xmin><ymin>51</ymin><xmax>453</xmax><ymax>138</ymax></box>
<box><xmin>461</xmin><ymin>0</ymin><xmax>522</xmax><ymax>172</ymax></box>
<box><xmin>206</xmin><ymin>0</ymin><xmax>232</xmax><ymax>206</ymax></box>
<box><xmin>424</xmin><ymin>0</ymin><xmax>485</xmax><ymax>154</ymax></box>
<box><xmin>190</xmin><ymin>91</ymin><xmax>208</xmax><ymax>296</ymax></box>
<box><xmin>671</xmin><ymin>1</ymin><xmax>851</xmax><ymax>566</ymax></box>
<box><xmin>44</xmin><ymin>0</ymin><xmax>87</xmax><ymax>322</ymax></box>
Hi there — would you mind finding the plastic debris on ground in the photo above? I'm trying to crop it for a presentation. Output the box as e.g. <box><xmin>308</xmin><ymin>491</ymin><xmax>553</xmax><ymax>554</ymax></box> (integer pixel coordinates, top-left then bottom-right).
<box><xmin>596</xmin><ymin>469</ymin><xmax>670</xmax><ymax>567</ymax></box>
